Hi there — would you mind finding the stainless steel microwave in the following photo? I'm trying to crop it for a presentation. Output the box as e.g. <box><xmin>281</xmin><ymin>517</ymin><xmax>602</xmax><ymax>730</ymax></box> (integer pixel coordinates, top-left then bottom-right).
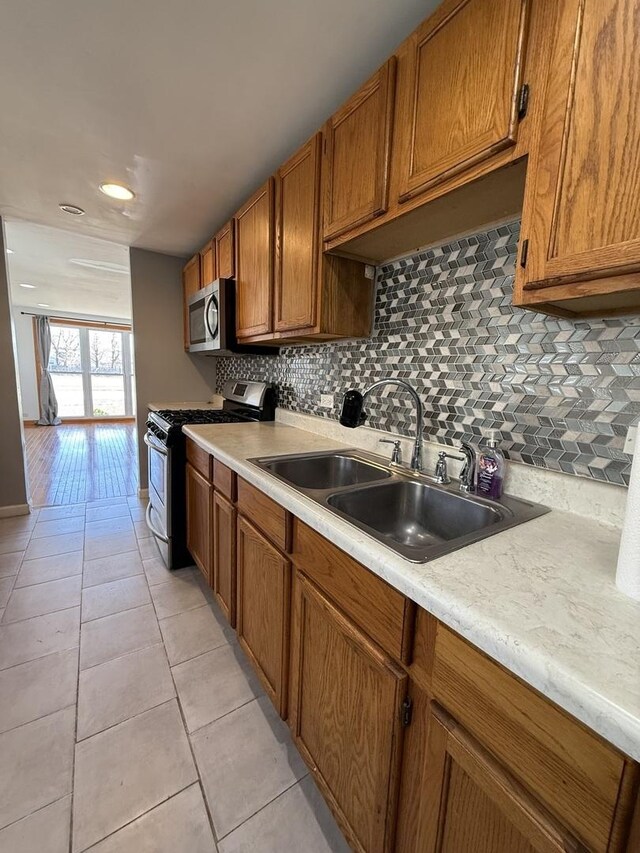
<box><xmin>188</xmin><ymin>279</ymin><xmax>233</xmax><ymax>354</ymax></box>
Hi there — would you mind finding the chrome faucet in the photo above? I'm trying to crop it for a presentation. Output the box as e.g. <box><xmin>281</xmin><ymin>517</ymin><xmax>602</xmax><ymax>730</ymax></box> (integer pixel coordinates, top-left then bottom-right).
<box><xmin>340</xmin><ymin>379</ymin><xmax>424</xmax><ymax>472</ymax></box>
<box><xmin>459</xmin><ymin>442</ymin><xmax>476</xmax><ymax>493</ymax></box>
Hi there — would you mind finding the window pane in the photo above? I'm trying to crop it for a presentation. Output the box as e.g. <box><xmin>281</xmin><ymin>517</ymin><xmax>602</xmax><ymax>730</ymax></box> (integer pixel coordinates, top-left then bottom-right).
<box><xmin>48</xmin><ymin>326</ymin><xmax>81</xmax><ymax>372</ymax></box>
<box><xmin>89</xmin><ymin>330</ymin><xmax>123</xmax><ymax>374</ymax></box>
<box><xmin>51</xmin><ymin>373</ymin><xmax>85</xmax><ymax>416</ymax></box>
<box><xmin>91</xmin><ymin>375</ymin><xmax>125</xmax><ymax>416</ymax></box>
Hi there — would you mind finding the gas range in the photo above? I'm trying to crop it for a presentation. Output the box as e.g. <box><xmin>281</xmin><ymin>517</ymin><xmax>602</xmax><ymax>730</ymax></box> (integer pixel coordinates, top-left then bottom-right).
<box><xmin>146</xmin><ymin>380</ymin><xmax>276</xmax><ymax>446</ymax></box>
<box><xmin>144</xmin><ymin>379</ymin><xmax>275</xmax><ymax>569</ymax></box>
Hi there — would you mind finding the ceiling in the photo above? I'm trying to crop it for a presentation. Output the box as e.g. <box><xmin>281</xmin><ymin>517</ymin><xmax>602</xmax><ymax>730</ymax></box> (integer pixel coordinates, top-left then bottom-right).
<box><xmin>0</xmin><ymin>0</ymin><xmax>437</xmax><ymax>257</ymax></box>
<box><xmin>5</xmin><ymin>221</ymin><xmax>131</xmax><ymax>319</ymax></box>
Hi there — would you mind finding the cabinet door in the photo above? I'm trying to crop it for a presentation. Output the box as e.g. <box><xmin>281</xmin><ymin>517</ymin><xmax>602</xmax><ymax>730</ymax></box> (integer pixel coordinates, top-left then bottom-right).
<box><xmin>398</xmin><ymin>0</ymin><xmax>530</xmax><ymax>203</ymax></box>
<box><xmin>185</xmin><ymin>462</ymin><xmax>212</xmax><ymax>585</ymax></box>
<box><xmin>420</xmin><ymin>705</ymin><xmax>581</xmax><ymax>853</ymax></box>
<box><xmin>275</xmin><ymin>133</ymin><xmax>321</xmax><ymax>332</ymax></box>
<box><xmin>199</xmin><ymin>239</ymin><xmax>216</xmax><ymax>287</ymax></box>
<box><xmin>215</xmin><ymin>220</ymin><xmax>235</xmax><ymax>279</ymax></box>
<box><xmin>236</xmin><ymin>515</ymin><xmax>290</xmax><ymax>716</ymax></box>
<box><xmin>212</xmin><ymin>490</ymin><xmax>236</xmax><ymax>627</ymax></box>
<box><xmin>323</xmin><ymin>58</ymin><xmax>396</xmax><ymax>241</ymax></box>
<box><xmin>235</xmin><ymin>180</ymin><xmax>274</xmax><ymax>338</ymax></box>
<box><xmin>516</xmin><ymin>0</ymin><xmax>640</xmax><ymax>299</ymax></box>
<box><xmin>289</xmin><ymin>572</ymin><xmax>407</xmax><ymax>853</ymax></box>
<box><xmin>182</xmin><ymin>254</ymin><xmax>201</xmax><ymax>350</ymax></box>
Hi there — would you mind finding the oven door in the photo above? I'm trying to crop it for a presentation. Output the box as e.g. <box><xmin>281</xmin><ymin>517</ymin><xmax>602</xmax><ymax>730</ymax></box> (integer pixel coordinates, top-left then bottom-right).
<box><xmin>144</xmin><ymin>431</ymin><xmax>171</xmax><ymax>547</ymax></box>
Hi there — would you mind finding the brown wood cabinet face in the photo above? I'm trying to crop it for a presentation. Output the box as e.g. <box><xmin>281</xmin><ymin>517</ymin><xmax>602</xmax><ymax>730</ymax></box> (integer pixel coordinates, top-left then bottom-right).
<box><xmin>235</xmin><ymin>180</ymin><xmax>274</xmax><ymax>338</ymax></box>
<box><xmin>516</xmin><ymin>0</ymin><xmax>640</xmax><ymax>309</ymax></box>
<box><xmin>289</xmin><ymin>572</ymin><xmax>407</xmax><ymax>853</ymax></box>
<box><xmin>215</xmin><ymin>220</ymin><xmax>235</xmax><ymax>279</ymax></box>
<box><xmin>236</xmin><ymin>515</ymin><xmax>290</xmax><ymax>716</ymax></box>
<box><xmin>199</xmin><ymin>239</ymin><xmax>216</xmax><ymax>287</ymax></box>
<box><xmin>432</xmin><ymin>625</ymin><xmax>625</xmax><ymax>852</ymax></box>
<box><xmin>323</xmin><ymin>58</ymin><xmax>396</xmax><ymax>241</ymax></box>
<box><xmin>421</xmin><ymin>706</ymin><xmax>581</xmax><ymax>853</ymax></box>
<box><xmin>182</xmin><ymin>254</ymin><xmax>201</xmax><ymax>350</ymax></box>
<box><xmin>212</xmin><ymin>491</ymin><xmax>236</xmax><ymax>627</ymax></box>
<box><xmin>275</xmin><ymin>134</ymin><xmax>322</xmax><ymax>332</ymax></box>
<box><xmin>185</xmin><ymin>462</ymin><xmax>212</xmax><ymax>586</ymax></box>
<box><xmin>398</xmin><ymin>0</ymin><xmax>530</xmax><ymax>203</ymax></box>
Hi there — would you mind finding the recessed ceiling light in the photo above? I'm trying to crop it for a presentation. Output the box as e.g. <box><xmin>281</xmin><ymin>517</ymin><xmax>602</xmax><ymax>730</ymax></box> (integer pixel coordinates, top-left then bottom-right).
<box><xmin>6</xmin><ymin>249</ymin><xmax>13</xmax><ymax>254</ymax></box>
<box><xmin>37</xmin><ymin>303</ymin><xmax>50</xmax><ymax>307</ymax></box>
<box><xmin>19</xmin><ymin>283</ymin><xmax>36</xmax><ymax>289</ymax></box>
<box><xmin>59</xmin><ymin>203</ymin><xmax>85</xmax><ymax>216</ymax></box>
<box><xmin>69</xmin><ymin>258</ymin><xmax>129</xmax><ymax>274</ymax></box>
<box><xmin>99</xmin><ymin>182</ymin><xmax>135</xmax><ymax>201</ymax></box>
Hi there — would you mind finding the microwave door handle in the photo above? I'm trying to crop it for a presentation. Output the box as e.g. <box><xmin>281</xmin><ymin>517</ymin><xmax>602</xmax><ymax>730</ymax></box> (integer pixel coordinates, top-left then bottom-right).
<box><xmin>205</xmin><ymin>294</ymin><xmax>219</xmax><ymax>339</ymax></box>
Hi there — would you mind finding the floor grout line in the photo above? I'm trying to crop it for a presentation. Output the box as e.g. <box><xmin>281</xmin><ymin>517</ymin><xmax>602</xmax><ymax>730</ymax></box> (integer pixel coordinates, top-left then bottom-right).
<box><xmin>0</xmin><ymin>701</ymin><xmax>77</xmax><ymax>738</ymax></box>
<box><xmin>0</xmin><ymin>602</ymin><xmax>81</xmax><ymax>628</ymax></box>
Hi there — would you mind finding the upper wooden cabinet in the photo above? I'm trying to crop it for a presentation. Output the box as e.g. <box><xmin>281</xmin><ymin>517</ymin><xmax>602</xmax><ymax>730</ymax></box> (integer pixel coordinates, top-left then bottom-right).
<box><xmin>275</xmin><ymin>134</ymin><xmax>322</xmax><ymax>332</ymax></box>
<box><xmin>397</xmin><ymin>0</ymin><xmax>530</xmax><ymax>203</ymax></box>
<box><xmin>514</xmin><ymin>0</ymin><xmax>640</xmax><ymax>316</ymax></box>
<box><xmin>215</xmin><ymin>219</ymin><xmax>235</xmax><ymax>279</ymax></box>
<box><xmin>323</xmin><ymin>58</ymin><xmax>396</xmax><ymax>240</ymax></box>
<box><xmin>199</xmin><ymin>239</ymin><xmax>216</xmax><ymax>287</ymax></box>
<box><xmin>235</xmin><ymin>180</ymin><xmax>275</xmax><ymax>339</ymax></box>
<box><xmin>182</xmin><ymin>253</ymin><xmax>201</xmax><ymax>350</ymax></box>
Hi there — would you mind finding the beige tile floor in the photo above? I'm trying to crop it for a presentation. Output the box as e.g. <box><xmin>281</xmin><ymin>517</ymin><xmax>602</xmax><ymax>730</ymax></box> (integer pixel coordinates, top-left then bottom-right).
<box><xmin>0</xmin><ymin>498</ymin><xmax>350</xmax><ymax>853</ymax></box>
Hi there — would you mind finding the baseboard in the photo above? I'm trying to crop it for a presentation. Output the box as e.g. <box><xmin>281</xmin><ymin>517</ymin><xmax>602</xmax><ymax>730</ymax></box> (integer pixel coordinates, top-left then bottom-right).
<box><xmin>0</xmin><ymin>503</ymin><xmax>31</xmax><ymax>518</ymax></box>
<box><xmin>137</xmin><ymin>488</ymin><xmax>149</xmax><ymax>498</ymax></box>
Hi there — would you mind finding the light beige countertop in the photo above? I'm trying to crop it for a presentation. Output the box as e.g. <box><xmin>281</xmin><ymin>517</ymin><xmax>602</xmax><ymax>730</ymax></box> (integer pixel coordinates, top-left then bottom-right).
<box><xmin>183</xmin><ymin>420</ymin><xmax>640</xmax><ymax>761</ymax></box>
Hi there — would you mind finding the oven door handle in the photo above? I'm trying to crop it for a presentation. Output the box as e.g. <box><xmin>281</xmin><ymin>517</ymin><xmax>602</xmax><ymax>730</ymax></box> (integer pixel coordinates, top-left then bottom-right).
<box><xmin>146</xmin><ymin>501</ymin><xmax>169</xmax><ymax>543</ymax></box>
<box><xmin>144</xmin><ymin>431</ymin><xmax>168</xmax><ymax>456</ymax></box>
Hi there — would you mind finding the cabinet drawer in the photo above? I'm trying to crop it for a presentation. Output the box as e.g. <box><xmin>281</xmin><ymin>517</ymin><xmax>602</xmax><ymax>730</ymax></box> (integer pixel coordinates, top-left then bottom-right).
<box><xmin>213</xmin><ymin>460</ymin><xmax>236</xmax><ymax>501</ymax></box>
<box><xmin>432</xmin><ymin>625</ymin><xmax>627</xmax><ymax>852</ymax></box>
<box><xmin>186</xmin><ymin>438</ymin><xmax>212</xmax><ymax>481</ymax></box>
<box><xmin>237</xmin><ymin>478</ymin><xmax>290</xmax><ymax>552</ymax></box>
<box><xmin>291</xmin><ymin>519</ymin><xmax>414</xmax><ymax>663</ymax></box>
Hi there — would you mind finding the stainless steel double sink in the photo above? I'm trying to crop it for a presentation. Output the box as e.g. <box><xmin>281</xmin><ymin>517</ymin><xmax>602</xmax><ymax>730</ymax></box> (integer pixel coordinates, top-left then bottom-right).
<box><xmin>250</xmin><ymin>449</ymin><xmax>549</xmax><ymax>563</ymax></box>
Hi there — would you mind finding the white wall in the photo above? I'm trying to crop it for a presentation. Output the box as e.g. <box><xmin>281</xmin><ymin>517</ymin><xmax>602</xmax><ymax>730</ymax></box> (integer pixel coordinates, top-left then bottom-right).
<box><xmin>11</xmin><ymin>306</ymin><xmax>132</xmax><ymax>421</ymax></box>
<box><xmin>0</xmin><ymin>218</ymin><xmax>28</xmax><ymax>510</ymax></box>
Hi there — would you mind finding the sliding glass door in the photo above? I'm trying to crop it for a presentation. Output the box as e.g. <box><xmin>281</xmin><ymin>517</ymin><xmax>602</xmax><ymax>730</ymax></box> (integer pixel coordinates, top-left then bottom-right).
<box><xmin>48</xmin><ymin>323</ymin><xmax>135</xmax><ymax>418</ymax></box>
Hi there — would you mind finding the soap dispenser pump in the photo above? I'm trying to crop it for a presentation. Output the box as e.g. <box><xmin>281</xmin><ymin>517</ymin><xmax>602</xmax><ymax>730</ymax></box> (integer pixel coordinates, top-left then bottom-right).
<box><xmin>476</xmin><ymin>430</ymin><xmax>505</xmax><ymax>499</ymax></box>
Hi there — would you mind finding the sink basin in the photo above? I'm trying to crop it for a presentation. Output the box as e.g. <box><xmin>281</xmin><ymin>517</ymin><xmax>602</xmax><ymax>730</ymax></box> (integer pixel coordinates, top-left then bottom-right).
<box><xmin>251</xmin><ymin>448</ymin><xmax>548</xmax><ymax>562</ymax></box>
<box><xmin>261</xmin><ymin>453</ymin><xmax>390</xmax><ymax>490</ymax></box>
<box><xmin>328</xmin><ymin>480</ymin><xmax>503</xmax><ymax>552</ymax></box>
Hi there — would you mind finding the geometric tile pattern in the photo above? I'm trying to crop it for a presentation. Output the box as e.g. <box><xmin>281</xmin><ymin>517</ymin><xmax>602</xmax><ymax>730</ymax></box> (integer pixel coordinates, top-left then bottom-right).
<box><xmin>217</xmin><ymin>220</ymin><xmax>640</xmax><ymax>485</ymax></box>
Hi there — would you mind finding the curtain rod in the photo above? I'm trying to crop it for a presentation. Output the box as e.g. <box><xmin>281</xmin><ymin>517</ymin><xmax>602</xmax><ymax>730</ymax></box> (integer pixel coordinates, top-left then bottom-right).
<box><xmin>20</xmin><ymin>311</ymin><xmax>131</xmax><ymax>329</ymax></box>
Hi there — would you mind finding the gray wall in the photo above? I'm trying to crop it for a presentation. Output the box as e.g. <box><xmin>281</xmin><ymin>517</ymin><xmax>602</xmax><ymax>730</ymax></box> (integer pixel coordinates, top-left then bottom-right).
<box><xmin>0</xmin><ymin>218</ymin><xmax>28</xmax><ymax>510</ymax></box>
<box><xmin>130</xmin><ymin>248</ymin><xmax>218</xmax><ymax>487</ymax></box>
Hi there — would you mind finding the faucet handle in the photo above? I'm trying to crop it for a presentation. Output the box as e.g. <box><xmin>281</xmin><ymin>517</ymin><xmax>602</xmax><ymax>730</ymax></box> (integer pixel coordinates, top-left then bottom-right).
<box><xmin>379</xmin><ymin>439</ymin><xmax>402</xmax><ymax>465</ymax></box>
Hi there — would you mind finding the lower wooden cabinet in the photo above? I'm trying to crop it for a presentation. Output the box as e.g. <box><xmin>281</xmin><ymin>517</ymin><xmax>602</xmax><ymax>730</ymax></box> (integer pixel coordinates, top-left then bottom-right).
<box><xmin>421</xmin><ymin>705</ymin><xmax>581</xmax><ymax>853</ymax></box>
<box><xmin>289</xmin><ymin>571</ymin><xmax>407</xmax><ymax>853</ymax></box>
<box><xmin>236</xmin><ymin>514</ymin><xmax>291</xmax><ymax>716</ymax></box>
<box><xmin>212</xmin><ymin>490</ymin><xmax>236</xmax><ymax>627</ymax></box>
<box><xmin>185</xmin><ymin>461</ymin><xmax>212</xmax><ymax>585</ymax></box>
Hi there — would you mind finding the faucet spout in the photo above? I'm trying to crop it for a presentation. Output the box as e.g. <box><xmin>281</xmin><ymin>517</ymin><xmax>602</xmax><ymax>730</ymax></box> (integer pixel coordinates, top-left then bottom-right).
<box><xmin>340</xmin><ymin>378</ymin><xmax>424</xmax><ymax>472</ymax></box>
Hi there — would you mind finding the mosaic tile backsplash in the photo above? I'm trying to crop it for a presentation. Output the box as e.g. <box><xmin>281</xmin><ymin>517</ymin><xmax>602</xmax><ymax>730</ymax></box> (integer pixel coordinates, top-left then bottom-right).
<box><xmin>218</xmin><ymin>220</ymin><xmax>640</xmax><ymax>486</ymax></box>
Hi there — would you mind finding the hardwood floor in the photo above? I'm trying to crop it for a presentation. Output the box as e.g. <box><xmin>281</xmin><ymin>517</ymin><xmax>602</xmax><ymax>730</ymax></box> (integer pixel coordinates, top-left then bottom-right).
<box><xmin>24</xmin><ymin>423</ymin><xmax>138</xmax><ymax>506</ymax></box>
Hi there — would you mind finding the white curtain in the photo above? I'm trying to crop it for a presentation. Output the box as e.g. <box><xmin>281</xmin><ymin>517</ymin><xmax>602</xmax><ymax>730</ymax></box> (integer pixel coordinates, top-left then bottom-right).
<box><xmin>35</xmin><ymin>316</ymin><xmax>61</xmax><ymax>425</ymax></box>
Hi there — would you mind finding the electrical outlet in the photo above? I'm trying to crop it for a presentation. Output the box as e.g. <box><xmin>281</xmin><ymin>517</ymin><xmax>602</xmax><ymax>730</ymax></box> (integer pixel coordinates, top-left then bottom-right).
<box><xmin>624</xmin><ymin>424</ymin><xmax>638</xmax><ymax>455</ymax></box>
<box><xmin>320</xmin><ymin>394</ymin><xmax>334</xmax><ymax>409</ymax></box>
